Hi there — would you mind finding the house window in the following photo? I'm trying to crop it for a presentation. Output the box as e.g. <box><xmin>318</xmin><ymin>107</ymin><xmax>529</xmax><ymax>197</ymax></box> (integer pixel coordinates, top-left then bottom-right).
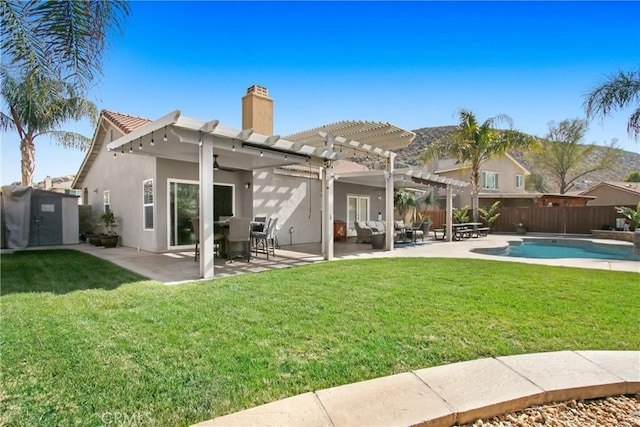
<box><xmin>482</xmin><ymin>172</ymin><xmax>499</xmax><ymax>190</ymax></box>
<box><xmin>103</xmin><ymin>190</ymin><xmax>110</xmax><ymax>212</ymax></box>
<box><xmin>143</xmin><ymin>179</ymin><xmax>154</xmax><ymax>230</ymax></box>
<box><xmin>515</xmin><ymin>174</ymin><xmax>524</xmax><ymax>189</ymax></box>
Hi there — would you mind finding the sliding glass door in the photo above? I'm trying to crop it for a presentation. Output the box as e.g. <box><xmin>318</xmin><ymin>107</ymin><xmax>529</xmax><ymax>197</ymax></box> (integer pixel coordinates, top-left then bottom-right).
<box><xmin>169</xmin><ymin>180</ymin><xmax>199</xmax><ymax>248</ymax></box>
<box><xmin>168</xmin><ymin>180</ymin><xmax>236</xmax><ymax>249</ymax></box>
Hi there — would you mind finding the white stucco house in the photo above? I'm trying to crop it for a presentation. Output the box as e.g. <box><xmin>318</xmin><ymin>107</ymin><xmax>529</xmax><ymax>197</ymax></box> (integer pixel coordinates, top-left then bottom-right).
<box><xmin>73</xmin><ymin>85</ymin><xmax>466</xmax><ymax>278</ymax></box>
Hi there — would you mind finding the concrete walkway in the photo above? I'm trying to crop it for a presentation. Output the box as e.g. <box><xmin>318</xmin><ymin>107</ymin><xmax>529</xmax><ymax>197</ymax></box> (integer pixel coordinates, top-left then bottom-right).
<box><xmin>194</xmin><ymin>350</ymin><xmax>640</xmax><ymax>427</ymax></box>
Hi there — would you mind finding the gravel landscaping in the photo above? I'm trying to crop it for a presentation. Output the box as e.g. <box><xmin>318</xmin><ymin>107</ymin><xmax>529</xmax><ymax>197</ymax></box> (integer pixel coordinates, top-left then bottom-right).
<box><xmin>460</xmin><ymin>395</ymin><xmax>640</xmax><ymax>426</ymax></box>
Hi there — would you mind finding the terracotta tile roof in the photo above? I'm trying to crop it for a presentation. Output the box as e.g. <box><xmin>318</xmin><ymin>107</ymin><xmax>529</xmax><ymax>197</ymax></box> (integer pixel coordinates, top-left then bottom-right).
<box><xmin>102</xmin><ymin>110</ymin><xmax>152</xmax><ymax>134</ymax></box>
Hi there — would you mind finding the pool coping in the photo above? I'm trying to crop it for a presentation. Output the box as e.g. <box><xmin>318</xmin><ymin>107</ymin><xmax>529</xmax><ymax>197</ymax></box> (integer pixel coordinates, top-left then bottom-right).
<box><xmin>192</xmin><ymin>350</ymin><xmax>640</xmax><ymax>427</ymax></box>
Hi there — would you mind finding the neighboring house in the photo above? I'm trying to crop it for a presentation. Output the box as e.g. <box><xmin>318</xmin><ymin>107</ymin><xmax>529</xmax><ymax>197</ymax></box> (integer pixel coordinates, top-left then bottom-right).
<box><xmin>37</xmin><ymin>175</ymin><xmax>82</xmax><ymax>203</ymax></box>
<box><xmin>580</xmin><ymin>181</ymin><xmax>640</xmax><ymax>206</ymax></box>
<box><xmin>429</xmin><ymin>154</ymin><xmax>530</xmax><ymax>208</ymax></box>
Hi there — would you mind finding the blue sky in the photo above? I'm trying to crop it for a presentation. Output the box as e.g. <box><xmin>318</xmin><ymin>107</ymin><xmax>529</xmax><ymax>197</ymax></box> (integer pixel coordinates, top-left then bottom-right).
<box><xmin>2</xmin><ymin>1</ymin><xmax>639</xmax><ymax>185</ymax></box>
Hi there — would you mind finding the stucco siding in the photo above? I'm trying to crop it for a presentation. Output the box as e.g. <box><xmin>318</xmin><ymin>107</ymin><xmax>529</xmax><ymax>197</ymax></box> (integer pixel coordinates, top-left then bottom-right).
<box><xmin>80</xmin><ymin>131</ymin><xmax>156</xmax><ymax>251</ymax></box>
<box><xmin>253</xmin><ymin>169</ymin><xmax>321</xmax><ymax>246</ymax></box>
<box><xmin>438</xmin><ymin>156</ymin><xmax>528</xmax><ymax>209</ymax></box>
<box><xmin>583</xmin><ymin>186</ymin><xmax>640</xmax><ymax>206</ymax></box>
<box><xmin>334</xmin><ymin>182</ymin><xmax>387</xmax><ymax>222</ymax></box>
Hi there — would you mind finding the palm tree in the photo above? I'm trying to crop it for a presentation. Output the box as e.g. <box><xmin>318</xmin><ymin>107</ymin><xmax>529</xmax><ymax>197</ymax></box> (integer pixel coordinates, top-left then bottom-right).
<box><xmin>0</xmin><ymin>0</ymin><xmax>129</xmax><ymax>186</ymax></box>
<box><xmin>420</xmin><ymin>109</ymin><xmax>537</xmax><ymax>221</ymax></box>
<box><xmin>394</xmin><ymin>189</ymin><xmax>419</xmax><ymax>225</ymax></box>
<box><xmin>1</xmin><ymin>72</ymin><xmax>97</xmax><ymax>186</ymax></box>
<box><xmin>584</xmin><ymin>69</ymin><xmax>640</xmax><ymax>140</ymax></box>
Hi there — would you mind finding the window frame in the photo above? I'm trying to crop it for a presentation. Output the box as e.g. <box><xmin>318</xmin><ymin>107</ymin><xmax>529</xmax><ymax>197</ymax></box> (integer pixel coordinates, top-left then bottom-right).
<box><xmin>481</xmin><ymin>171</ymin><xmax>499</xmax><ymax>190</ymax></box>
<box><xmin>103</xmin><ymin>190</ymin><xmax>110</xmax><ymax>212</ymax></box>
<box><xmin>515</xmin><ymin>174</ymin><xmax>524</xmax><ymax>189</ymax></box>
<box><xmin>143</xmin><ymin>179</ymin><xmax>154</xmax><ymax>231</ymax></box>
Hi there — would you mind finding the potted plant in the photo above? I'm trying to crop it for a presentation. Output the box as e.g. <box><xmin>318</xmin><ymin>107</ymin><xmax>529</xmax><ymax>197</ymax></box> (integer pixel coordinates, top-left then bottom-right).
<box><xmin>615</xmin><ymin>203</ymin><xmax>640</xmax><ymax>232</ymax></box>
<box><xmin>87</xmin><ymin>222</ymin><xmax>103</xmax><ymax>246</ymax></box>
<box><xmin>416</xmin><ymin>212</ymin><xmax>432</xmax><ymax>234</ymax></box>
<box><xmin>453</xmin><ymin>205</ymin><xmax>470</xmax><ymax>224</ymax></box>
<box><xmin>516</xmin><ymin>222</ymin><xmax>527</xmax><ymax>235</ymax></box>
<box><xmin>394</xmin><ymin>189</ymin><xmax>419</xmax><ymax>225</ymax></box>
<box><xmin>478</xmin><ymin>201</ymin><xmax>501</xmax><ymax>233</ymax></box>
<box><xmin>615</xmin><ymin>203</ymin><xmax>640</xmax><ymax>255</ymax></box>
<box><xmin>99</xmin><ymin>211</ymin><xmax>119</xmax><ymax>248</ymax></box>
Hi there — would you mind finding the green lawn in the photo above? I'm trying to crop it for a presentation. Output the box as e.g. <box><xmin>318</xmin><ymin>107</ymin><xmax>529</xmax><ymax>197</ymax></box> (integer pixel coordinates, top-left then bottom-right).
<box><xmin>1</xmin><ymin>250</ymin><xmax>638</xmax><ymax>426</ymax></box>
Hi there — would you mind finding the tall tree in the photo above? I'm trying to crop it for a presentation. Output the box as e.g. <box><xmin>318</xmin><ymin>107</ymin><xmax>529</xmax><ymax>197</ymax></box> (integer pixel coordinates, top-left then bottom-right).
<box><xmin>527</xmin><ymin>119</ymin><xmax>621</xmax><ymax>194</ymax></box>
<box><xmin>584</xmin><ymin>69</ymin><xmax>640</xmax><ymax>140</ymax></box>
<box><xmin>0</xmin><ymin>0</ymin><xmax>129</xmax><ymax>186</ymax></box>
<box><xmin>419</xmin><ymin>109</ymin><xmax>536</xmax><ymax>221</ymax></box>
<box><xmin>624</xmin><ymin>171</ymin><xmax>640</xmax><ymax>182</ymax></box>
<box><xmin>1</xmin><ymin>71</ymin><xmax>98</xmax><ymax>185</ymax></box>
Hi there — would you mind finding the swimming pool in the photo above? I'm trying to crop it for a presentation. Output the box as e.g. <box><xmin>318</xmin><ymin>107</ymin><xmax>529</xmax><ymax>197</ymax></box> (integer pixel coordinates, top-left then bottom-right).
<box><xmin>473</xmin><ymin>238</ymin><xmax>640</xmax><ymax>261</ymax></box>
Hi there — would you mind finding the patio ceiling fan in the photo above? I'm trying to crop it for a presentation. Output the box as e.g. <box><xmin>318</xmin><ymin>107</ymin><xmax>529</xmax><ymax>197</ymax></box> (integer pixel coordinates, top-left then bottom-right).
<box><xmin>212</xmin><ymin>154</ymin><xmax>235</xmax><ymax>172</ymax></box>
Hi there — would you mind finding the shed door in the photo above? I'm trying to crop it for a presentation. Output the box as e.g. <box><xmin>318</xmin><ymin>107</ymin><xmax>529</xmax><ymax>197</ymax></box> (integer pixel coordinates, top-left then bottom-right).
<box><xmin>29</xmin><ymin>197</ymin><xmax>63</xmax><ymax>246</ymax></box>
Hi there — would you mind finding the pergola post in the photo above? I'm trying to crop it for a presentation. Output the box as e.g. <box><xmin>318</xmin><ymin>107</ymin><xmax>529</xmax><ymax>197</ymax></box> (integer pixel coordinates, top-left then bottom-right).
<box><xmin>322</xmin><ymin>135</ymin><xmax>335</xmax><ymax>260</ymax></box>
<box><xmin>446</xmin><ymin>184</ymin><xmax>453</xmax><ymax>243</ymax></box>
<box><xmin>385</xmin><ymin>153</ymin><xmax>395</xmax><ymax>250</ymax></box>
<box><xmin>199</xmin><ymin>138</ymin><xmax>215</xmax><ymax>278</ymax></box>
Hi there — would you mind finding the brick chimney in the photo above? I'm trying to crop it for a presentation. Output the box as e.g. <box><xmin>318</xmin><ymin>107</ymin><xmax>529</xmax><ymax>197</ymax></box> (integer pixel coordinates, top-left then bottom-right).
<box><xmin>242</xmin><ymin>85</ymin><xmax>273</xmax><ymax>136</ymax></box>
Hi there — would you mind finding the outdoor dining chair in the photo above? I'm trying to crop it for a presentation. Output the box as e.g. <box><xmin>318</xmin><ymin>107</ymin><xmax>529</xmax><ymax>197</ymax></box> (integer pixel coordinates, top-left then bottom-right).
<box><xmin>251</xmin><ymin>217</ymin><xmax>278</xmax><ymax>259</ymax></box>
<box><xmin>226</xmin><ymin>217</ymin><xmax>252</xmax><ymax>262</ymax></box>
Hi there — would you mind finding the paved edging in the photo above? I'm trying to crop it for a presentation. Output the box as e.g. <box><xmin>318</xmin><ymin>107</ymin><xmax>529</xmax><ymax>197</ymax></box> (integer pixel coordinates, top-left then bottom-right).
<box><xmin>192</xmin><ymin>350</ymin><xmax>640</xmax><ymax>427</ymax></box>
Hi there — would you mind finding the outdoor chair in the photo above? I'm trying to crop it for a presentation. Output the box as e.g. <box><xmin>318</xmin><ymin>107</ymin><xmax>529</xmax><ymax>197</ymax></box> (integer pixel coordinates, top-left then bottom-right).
<box><xmin>252</xmin><ymin>217</ymin><xmax>278</xmax><ymax>259</ymax></box>
<box><xmin>394</xmin><ymin>220</ymin><xmax>406</xmax><ymax>242</ymax></box>
<box><xmin>226</xmin><ymin>217</ymin><xmax>252</xmax><ymax>262</ymax></box>
<box><xmin>252</xmin><ymin>216</ymin><xmax>267</xmax><ymax>233</ymax></box>
<box><xmin>192</xmin><ymin>216</ymin><xmax>224</xmax><ymax>260</ymax></box>
<box><xmin>366</xmin><ymin>220</ymin><xmax>386</xmax><ymax>234</ymax></box>
<box><xmin>191</xmin><ymin>217</ymin><xmax>200</xmax><ymax>261</ymax></box>
<box><xmin>354</xmin><ymin>221</ymin><xmax>373</xmax><ymax>243</ymax></box>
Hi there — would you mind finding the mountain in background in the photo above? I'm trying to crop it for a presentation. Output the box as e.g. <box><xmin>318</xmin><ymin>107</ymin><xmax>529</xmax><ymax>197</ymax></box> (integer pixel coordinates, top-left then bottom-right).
<box><xmin>394</xmin><ymin>126</ymin><xmax>640</xmax><ymax>193</ymax></box>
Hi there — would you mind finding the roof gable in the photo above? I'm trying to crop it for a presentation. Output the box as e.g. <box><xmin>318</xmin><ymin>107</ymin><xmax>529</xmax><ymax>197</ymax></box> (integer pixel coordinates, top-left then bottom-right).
<box><xmin>72</xmin><ymin>110</ymin><xmax>151</xmax><ymax>189</ymax></box>
<box><xmin>581</xmin><ymin>181</ymin><xmax>640</xmax><ymax>196</ymax></box>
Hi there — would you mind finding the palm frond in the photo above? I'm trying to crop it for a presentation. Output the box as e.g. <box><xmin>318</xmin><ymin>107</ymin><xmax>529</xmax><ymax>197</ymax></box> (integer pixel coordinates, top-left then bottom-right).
<box><xmin>31</xmin><ymin>0</ymin><xmax>130</xmax><ymax>89</ymax></box>
<box><xmin>0</xmin><ymin>1</ymin><xmax>52</xmax><ymax>78</ymax></box>
<box><xmin>43</xmin><ymin>130</ymin><xmax>91</xmax><ymax>151</ymax></box>
<box><xmin>0</xmin><ymin>111</ymin><xmax>15</xmax><ymax>131</ymax></box>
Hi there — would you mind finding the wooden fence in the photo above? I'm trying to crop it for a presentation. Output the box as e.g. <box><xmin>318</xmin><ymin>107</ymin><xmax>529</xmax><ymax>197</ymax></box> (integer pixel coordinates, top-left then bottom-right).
<box><xmin>421</xmin><ymin>205</ymin><xmax>633</xmax><ymax>234</ymax></box>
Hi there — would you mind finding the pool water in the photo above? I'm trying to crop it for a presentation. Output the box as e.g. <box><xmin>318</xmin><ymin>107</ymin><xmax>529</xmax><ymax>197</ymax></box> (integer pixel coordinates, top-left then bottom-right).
<box><xmin>474</xmin><ymin>239</ymin><xmax>640</xmax><ymax>261</ymax></box>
